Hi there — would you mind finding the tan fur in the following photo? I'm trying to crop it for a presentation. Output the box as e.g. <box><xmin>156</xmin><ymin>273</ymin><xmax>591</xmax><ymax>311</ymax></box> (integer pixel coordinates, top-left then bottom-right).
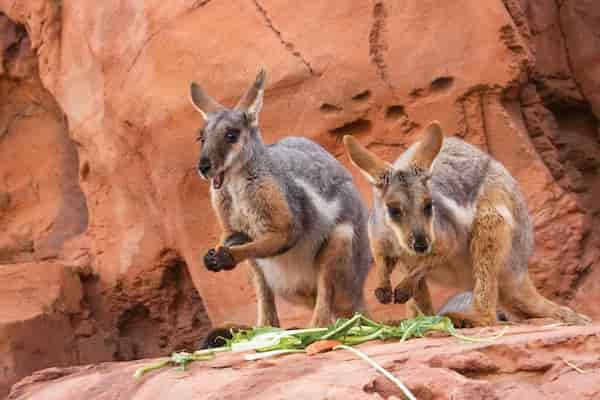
<box><xmin>442</xmin><ymin>200</ymin><xmax>509</xmax><ymax>326</ymax></box>
<box><xmin>214</xmin><ymin>178</ymin><xmax>292</xmax><ymax>264</ymax></box>
<box><xmin>499</xmin><ymin>275</ymin><xmax>587</xmax><ymax>324</ymax></box>
<box><xmin>310</xmin><ymin>225</ymin><xmax>355</xmax><ymax>327</ymax></box>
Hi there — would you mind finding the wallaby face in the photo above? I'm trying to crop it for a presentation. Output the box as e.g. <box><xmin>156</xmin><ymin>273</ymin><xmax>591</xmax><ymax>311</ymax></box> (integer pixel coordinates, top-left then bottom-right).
<box><xmin>383</xmin><ymin>169</ymin><xmax>434</xmax><ymax>255</ymax></box>
<box><xmin>344</xmin><ymin>121</ymin><xmax>443</xmax><ymax>256</ymax></box>
<box><xmin>196</xmin><ymin>109</ymin><xmax>251</xmax><ymax>188</ymax></box>
<box><xmin>190</xmin><ymin>70</ymin><xmax>265</xmax><ymax>189</ymax></box>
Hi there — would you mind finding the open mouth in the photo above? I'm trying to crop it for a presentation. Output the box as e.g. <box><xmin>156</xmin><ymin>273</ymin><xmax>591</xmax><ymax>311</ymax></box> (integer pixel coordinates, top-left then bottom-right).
<box><xmin>212</xmin><ymin>171</ymin><xmax>225</xmax><ymax>189</ymax></box>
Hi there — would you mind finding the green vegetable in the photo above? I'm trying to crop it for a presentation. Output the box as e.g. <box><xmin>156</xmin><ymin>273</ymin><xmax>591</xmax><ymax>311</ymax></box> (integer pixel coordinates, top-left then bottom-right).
<box><xmin>133</xmin><ymin>313</ymin><xmax>505</xmax><ymax>379</ymax></box>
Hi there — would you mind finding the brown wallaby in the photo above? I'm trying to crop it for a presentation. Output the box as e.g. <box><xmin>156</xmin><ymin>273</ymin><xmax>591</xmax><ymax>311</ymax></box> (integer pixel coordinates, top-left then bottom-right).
<box><xmin>343</xmin><ymin>121</ymin><xmax>591</xmax><ymax>327</ymax></box>
<box><xmin>189</xmin><ymin>68</ymin><xmax>371</xmax><ymax>328</ymax></box>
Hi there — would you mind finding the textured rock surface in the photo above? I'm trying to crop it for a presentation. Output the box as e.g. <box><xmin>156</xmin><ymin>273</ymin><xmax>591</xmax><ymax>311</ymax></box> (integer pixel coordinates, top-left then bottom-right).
<box><xmin>0</xmin><ymin>262</ymin><xmax>83</xmax><ymax>396</ymax></box>
<box><xmin>0</xmin><ymin>0</ymin><xmax>599</xmax><ymax>396</ymax></box>
<box><xmin>8</xmin><ymin>323</ymin><xmax>600</xmax><ymax>400</ymax></box>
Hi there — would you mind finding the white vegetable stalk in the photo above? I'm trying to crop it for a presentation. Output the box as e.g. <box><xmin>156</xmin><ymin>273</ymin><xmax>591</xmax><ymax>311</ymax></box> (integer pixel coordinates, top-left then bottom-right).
<box><xmin>335</xmin><ymin>344</ymin><xmax>417</xmax><ymax>400</ymax></box>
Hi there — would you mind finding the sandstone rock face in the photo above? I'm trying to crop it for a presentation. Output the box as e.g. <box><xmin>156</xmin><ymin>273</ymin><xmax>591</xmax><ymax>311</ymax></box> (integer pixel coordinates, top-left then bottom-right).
<box><xmin>8</xmin><ymin>323</ymin><xmax>600</xmax><ymax>400</ymax></box>
<box><xmin>0</xmin><ymin>0</ymin><xmax>599</xmax><ymax>397</ymax></box>
<box><xmin>0</xmin><ymin>262</ymin><xmax>83</xmax><ymax>396</ymax></box>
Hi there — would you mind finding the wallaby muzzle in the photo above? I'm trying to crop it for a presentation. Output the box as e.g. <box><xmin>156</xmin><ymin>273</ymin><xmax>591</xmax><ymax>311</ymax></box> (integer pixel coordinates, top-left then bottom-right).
<box><xmin>412</xmin><ymin>233</ymin><xmax>430</xmax><ymax>254</ymax></box>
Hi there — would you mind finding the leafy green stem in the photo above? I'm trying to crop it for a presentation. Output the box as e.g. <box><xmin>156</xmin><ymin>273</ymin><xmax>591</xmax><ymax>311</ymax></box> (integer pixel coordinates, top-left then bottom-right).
<box><xmin>134</xmin><ymin>359</ymin><xmax>171</xmax><ymax>379</ymax></box>
<box><xmin>321</xmin><ymin>314</ymin><xmax>362</xmax><ymax>340</ymax></box>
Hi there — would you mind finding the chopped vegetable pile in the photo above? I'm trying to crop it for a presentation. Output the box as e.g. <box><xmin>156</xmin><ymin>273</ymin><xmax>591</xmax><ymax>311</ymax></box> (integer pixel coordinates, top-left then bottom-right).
<box><xmin>134</xmin><ymin>313</ymin><xmax>504</xmax><ymax>378</ymax></box>
<box><xmin>133</xmin><ymin>313</ymin><xmax>506</xmax><ymax>398</ymax></box>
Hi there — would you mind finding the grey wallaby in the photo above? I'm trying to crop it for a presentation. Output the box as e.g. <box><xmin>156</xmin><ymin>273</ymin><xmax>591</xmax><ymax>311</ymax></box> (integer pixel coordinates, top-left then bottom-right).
<box><xmin>344</xmin><ymin>121</ymin><xmax>591</xmax><ymax>327</ymax></box>
<box><xmin>190</xmin><ymin>68</ymin><xmax>371</xmax><ymax>328</ymax></box>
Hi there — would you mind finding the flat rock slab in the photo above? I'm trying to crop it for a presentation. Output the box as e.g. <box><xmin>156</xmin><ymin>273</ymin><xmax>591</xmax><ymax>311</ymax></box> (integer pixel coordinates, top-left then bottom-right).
<box><xmin>9</xmin><ymin>323</ymin><xmax>600</xmax><ymax>400</ymax></box>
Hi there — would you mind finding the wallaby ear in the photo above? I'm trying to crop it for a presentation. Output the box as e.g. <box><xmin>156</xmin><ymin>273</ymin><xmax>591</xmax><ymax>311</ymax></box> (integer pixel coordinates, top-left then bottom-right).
<box><xmin>189</xmin><ymin>82</ymin><xmax>224</xmax><ymax>121</ymax></box>
<box><xmin>236</xmin><ymin>68</ymin><xmax>266</xmax><ymax>123</ymax></box>
<box><xmin>411</xmin><ymin>121</ymin><xmax>444</xmax><ymax>170</ymax></box>
<box><xmin>343</xmin><ymin>135</ymin><xmax>392</xmax><ymax>187</ymax></box>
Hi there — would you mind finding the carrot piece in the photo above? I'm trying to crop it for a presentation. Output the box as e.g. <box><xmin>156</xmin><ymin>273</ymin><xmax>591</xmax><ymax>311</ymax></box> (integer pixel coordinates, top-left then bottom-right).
<box><xmin>305</xmin><ymin>340</ymin><xmax>342</xmax><ymax>356</ymax></box>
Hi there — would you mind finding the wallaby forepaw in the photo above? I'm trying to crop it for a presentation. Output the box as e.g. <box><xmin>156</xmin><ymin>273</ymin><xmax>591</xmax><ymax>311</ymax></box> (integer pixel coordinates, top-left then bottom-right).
<box><xmin>393</xmin><ymin>287</ymin><xmax>411</xmax><ymax>304</ymax></box>
<box><xmin>374</xmin><ymin>286</ymin><xmax>393</xmax><ymax>304</ymax></box>
<box><xmin>203</xmin><ymin>247</ymin><xmax>236</xmax><ymax>272</ymax></box>
<box><xmin>204</xmin><ymin>249</ymin><xmax>220</xmax><ymax>272</ymax></box>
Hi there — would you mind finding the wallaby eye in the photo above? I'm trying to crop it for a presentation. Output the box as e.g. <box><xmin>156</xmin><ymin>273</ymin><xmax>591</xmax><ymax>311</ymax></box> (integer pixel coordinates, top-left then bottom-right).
<box><xmin>424</xmin><ymin>200</ymin><xmax>433</xmax><ymax>218</ymax></box>
<box><xmin>387</xmin><ymin>206</ymin><xmax>402</xmax><ymax>220</ymax></box>
<box><xmin>196</xmin><ymin>129</ymin><xmax>205</xmax><ymax>144</ymax></box>
<box><xmin>225</xmin><ymin>129</ymin><xmax>240</xmax><ymax>144</ymax></box>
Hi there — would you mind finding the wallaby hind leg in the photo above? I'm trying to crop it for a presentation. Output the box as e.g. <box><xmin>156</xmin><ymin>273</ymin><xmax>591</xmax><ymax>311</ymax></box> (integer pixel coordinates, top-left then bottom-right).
<box><xmin>499</xmin><ymin>274</ymin><xmax>591</xmax><ymax>325</ymax></box>
<box><xmin>405</xmin><ymin>278</ymin><xmax>434</xmax><ymax>318</ymax></box>
<box><xmin>310</xmin><ymin>224</ymin><xmax>354</xmax><ymax>327</ymax></box>
<box><xmin>443</xmin><ymin>206</ymin><xmax>507</xmax><ymax>327</ymax></box>
<box><xmin>249</xmin><ymin>260</ymin><xmax>280</xmax><ymax>327</ymax></box>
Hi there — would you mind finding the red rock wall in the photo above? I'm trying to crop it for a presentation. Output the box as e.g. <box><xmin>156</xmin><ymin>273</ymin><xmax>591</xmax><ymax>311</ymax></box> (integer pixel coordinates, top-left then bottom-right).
<box><xmin>0</xmin><ymin>0</ymin><xmax>598</xmax><ymax>396</ymax></box>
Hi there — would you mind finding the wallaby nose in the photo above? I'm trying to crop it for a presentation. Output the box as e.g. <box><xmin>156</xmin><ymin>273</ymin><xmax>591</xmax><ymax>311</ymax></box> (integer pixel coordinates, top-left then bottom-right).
<box><xmin>198</xmin><ymin>158</ymin><xmax>211</xmax><ymax>176</ymax></box>
<box><xmin>413</xmin><ymin>234</ymin><xmax>429</xmax><ymax>254</ymax></box>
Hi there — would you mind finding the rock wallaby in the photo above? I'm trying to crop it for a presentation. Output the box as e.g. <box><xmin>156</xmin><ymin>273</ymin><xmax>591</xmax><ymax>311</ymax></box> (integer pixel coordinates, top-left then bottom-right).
<box><xmin>343</xmin><ymin>121</ymin><xmax>591</xmax><ymax>327</ymax></box>
<box><xmin>189</xmin><ymin>68</ymin><xmax>371</xmax><ymax>328</ymax></box>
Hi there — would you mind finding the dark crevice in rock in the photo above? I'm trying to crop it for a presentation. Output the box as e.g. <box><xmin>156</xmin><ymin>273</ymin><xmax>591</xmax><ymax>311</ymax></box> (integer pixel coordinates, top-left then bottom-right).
<box><xmin>320</xmin><ymin>103</ymin><xmax>342</xmax><ymax>113</ymax></box>
<box><xmin>352</xmin><ymin>90</ymin><xmax>371</xmax><ymax>102</ymax></box>
<box><xmin>384</xmin><ymin>105</ymin><xmax>405</xmax><ymax>121</ymax></box>
<box><xmin>369</xmin><ymin>0</ymin><xmax>392</xmax><ymax>89</ymax></box>
<box><xmin>328</xmin><ymin>118</ymin><xmax>372</xmax><ymax>137</ymax></box>
<box><xmin>430</xmin><ymin>76</ymin><xmax>454</xmax><ymax>92</ymax></box>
